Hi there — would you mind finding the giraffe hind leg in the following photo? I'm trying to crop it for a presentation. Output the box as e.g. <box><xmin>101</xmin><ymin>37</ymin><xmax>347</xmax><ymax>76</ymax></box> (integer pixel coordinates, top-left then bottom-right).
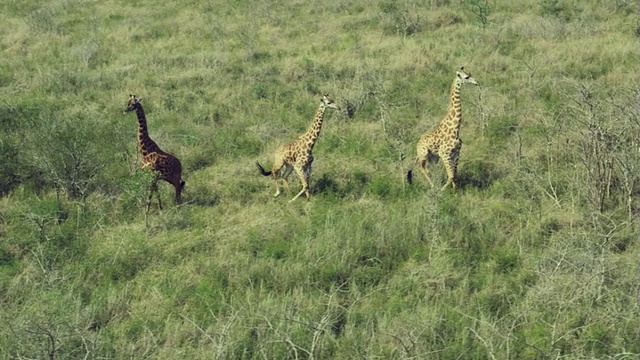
<box><xmin>281</xmin><ymin>164</ymin><xmax>293</xmax><ymax>193</ymax></box>
<box><xmin>156</xmin><ymin>189</ymin><xmax>163</xmax><ymax>209</ymax></box>
<box><xmin>272</xmin><ymin>165</ymin><xmax>285</xmax><ymax>198</ymax></box>
<box><xmin>418</xmin><ymin>157</ymin><xmax>435</xmax><ymax>188</ymax></box>
<box><xmin>263</xmin><ymin>161</ymin><xmax>284</xmax><ymax>198</ymax></box>
<box><xmin>256</xmin><ymin>161</ymin><xmax>282</xmax><ymax>197</ymax></box>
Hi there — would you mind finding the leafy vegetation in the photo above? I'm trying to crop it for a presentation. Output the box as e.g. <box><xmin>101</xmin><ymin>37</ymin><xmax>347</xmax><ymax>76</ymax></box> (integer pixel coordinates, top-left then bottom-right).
<box><xmin>0</xmin><ymin>0</ymin><xmax>638</xmax><ymax>358</ymax></box>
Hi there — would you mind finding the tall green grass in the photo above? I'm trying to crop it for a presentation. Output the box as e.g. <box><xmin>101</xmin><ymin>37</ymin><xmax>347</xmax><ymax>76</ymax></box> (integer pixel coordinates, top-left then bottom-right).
<box><xmin>0</xmin><ymin>0</ymin><xmax>638</xmax><ymax>358</ymax></box>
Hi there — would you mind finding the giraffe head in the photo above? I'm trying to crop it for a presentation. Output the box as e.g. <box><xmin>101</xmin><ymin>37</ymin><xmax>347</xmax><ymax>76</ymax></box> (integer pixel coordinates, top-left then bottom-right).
<box><xmin>456</xmin><ymin>67</ymin><xmax>478</xmax><ymax>86</ymax></box>
<box><xmin>122</xmin><ymin>94</ymin><xmax>142</xmax><ymax>115</ymax></box>
<box><xmin>320</xmin><ymin>94</ymin><xmax>341</xmax><ymax>111</ymax></box>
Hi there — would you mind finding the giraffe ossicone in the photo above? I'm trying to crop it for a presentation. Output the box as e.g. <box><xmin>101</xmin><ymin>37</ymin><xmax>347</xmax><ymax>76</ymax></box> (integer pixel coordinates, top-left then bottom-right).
<box><xmin>257</xmin><ymin>94</ymin><xmax>340</xmax><ymax>202</ymax></box>
<box><xmin>407</xmin><ymin>67</ymin><xmax>478</xmax><ymax>190</ymax></box>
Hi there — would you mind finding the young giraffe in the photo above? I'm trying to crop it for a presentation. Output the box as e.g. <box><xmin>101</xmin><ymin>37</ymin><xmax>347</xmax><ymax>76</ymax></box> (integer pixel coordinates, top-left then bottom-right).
<box><xmin>407</xmin><ymin>67</ymin><xmax>478</xmax><ymax>190</ymax></box>
<box><xmin>123</xmin><ymin>95</ymin><xmax>185</xmax><ymax>211</ymax></box>
<box><xmin>256</xmin><ymin>94</ymin><xmax>340</xmax><ymax>202</ymax></box>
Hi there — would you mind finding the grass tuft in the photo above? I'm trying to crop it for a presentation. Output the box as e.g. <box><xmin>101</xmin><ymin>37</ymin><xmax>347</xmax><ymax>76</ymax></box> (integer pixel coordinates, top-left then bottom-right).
<box><xmin>0</xmin><ymin>0</ymin><xmax>637</xmax><ymax>358</ymax></box>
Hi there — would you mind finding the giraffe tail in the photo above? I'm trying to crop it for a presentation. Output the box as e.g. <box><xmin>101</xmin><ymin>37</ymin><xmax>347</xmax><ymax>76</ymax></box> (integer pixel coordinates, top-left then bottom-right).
<box><xmin>256</xmin><ymin>161</ymin><xmax>272</xmax><ymax>176</ymax></box>
<box><xmin>406</xmin><ymin>157</ymin><xmax>418</xmax><ymax>184</ymax></box>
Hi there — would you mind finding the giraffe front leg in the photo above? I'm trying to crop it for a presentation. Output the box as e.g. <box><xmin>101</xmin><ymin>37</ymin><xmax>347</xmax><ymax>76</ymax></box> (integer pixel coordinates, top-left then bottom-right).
<box><xmin>441</xmin><ymin>158</ymin><xmax>457</xmax><ymax>191</ymax></box>
<box><xmin>441</xmin><ymin>171</ymin><xmax>454</xmax><ymax>191</ymax></box>
<box><xmin>441</xmin><ymin>144</ymin><xmax>461</xmax><ymax>191</ymax></box>
<box><xmin>302</xmin><ymin>162</ymin><xmax>312</xmax><ymax>200</ymax></box>
<box><xmin>289</xmin><ymin>164</ymin><xmax>309</xmax><ymax>203</ymax></box>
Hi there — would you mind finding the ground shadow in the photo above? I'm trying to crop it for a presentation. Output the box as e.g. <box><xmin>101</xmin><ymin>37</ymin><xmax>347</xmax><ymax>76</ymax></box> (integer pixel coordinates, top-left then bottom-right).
<box><xmin>456</xmin><ymin>160</ymin><xmax>501</xmax><ymax>190</ymax></box>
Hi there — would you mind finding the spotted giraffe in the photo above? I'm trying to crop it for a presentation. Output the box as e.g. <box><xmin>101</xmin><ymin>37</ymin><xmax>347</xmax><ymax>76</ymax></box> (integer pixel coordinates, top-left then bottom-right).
<box><xmin>123</xmin><ymin>95</ymin><xmax>185</xmax><ymax>211</ymax></box>
<box><xmin>257</xmin><ymin>94</ymin><xmax>340</xmax><ymax>202</ymax></box>
<box><xmin>407</xmin><ymin>67</ymin><xmax>479</xmax><ymax>190</ymax></box>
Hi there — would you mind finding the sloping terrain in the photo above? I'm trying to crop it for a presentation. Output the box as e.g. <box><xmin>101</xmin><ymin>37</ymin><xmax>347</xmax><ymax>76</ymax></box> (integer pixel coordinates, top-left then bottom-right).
<box><xmin>0</xmin><ymin>1</ymin><xmax>638</xmax><ymax>358</ymax></box>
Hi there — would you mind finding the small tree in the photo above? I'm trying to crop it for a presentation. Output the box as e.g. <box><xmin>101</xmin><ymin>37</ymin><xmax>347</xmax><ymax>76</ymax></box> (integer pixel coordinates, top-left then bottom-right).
<box><xmin>30</xmin><ymin>118</ymin><xmax>102</xmax><ymax>200</ymax></box>
<box><xmin>571</xmin><ymin>82</ymin><xmax>640</xmax><ymax>217</ymax></box>
<box><xmin>461</xmin><ymin>0</ymin><xmax>492</xmax><ymax>28</ymax></box>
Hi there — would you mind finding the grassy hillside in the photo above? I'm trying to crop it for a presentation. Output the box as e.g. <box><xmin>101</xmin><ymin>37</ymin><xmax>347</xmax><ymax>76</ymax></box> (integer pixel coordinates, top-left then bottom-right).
<box><xmin>0</xmin><ymin>0</ymin><xmax>638</xmax><ymax>358</ymax></box>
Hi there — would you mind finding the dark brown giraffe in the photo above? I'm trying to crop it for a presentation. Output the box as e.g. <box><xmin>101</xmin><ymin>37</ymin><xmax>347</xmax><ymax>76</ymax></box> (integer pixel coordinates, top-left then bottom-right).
<box><xmin>123</xmin><ymin>95</ymin><xmax>185</xmax><ymax>211</ymax></box>
<box><xmin>407</xmin><ymin>67</ymin><xmax>478</xmax><ymax>190</ymax></box>
<box><xmin>256</xmin><ymin>94</ymin><xmax>340</xmax><ymax>202</ymax></box>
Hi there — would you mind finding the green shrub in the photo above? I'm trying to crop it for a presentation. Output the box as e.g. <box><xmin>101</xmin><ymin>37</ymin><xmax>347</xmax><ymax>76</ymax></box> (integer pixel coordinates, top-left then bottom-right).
<box><xmin>378</xmin><ymin>1</ymin><xmax>421</xmax><ymax>36</ymax></box>
<box><xmin>1</xmin><ymin>1</ymin><xmax>638</xmax><ymax>358</ymax></box>
<box><xmin>458</xmin><ymin>159</ymin><xmax>500</xmax><ymax>190</ymax></box>
<box><xmin>540</xmin><ymin>0</ymin><xmax>573</xmax><ymax>20</ymax></box>
<box><xmin>461</xmin><ymin>0</ymin><xmax>492</xmax><ymax>27</ymax></box>
<box><xmin>118</xmin><ymin>168</ymin><xmax>157</xmax><ymax>215</ymax></box>
<box><xmin>0</xmin><ymin>138</ymin><xmax>20</xmax><ymax>195</ymax></box>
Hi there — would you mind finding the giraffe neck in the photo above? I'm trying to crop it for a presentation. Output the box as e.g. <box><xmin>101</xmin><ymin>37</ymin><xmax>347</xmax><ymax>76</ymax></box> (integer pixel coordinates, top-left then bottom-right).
<box><xmin>299</xmin><ymin>104</ymin><xmax>326</xmax><ymax>152</ymax></box>
<box><xmin>440</xmin><ymin>78</ymin><xmax>463</xmax><ymax>138</ymax></box>
<box><xmin>134</xmin><ymin>105</ymin><xmax>161</xmax><ymax>157</ymax></box>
